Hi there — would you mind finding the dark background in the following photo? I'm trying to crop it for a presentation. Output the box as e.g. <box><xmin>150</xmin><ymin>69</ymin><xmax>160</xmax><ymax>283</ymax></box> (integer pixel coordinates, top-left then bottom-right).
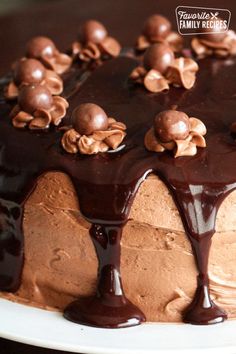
<box><xmin>0</xmin><ymin>0</ymin><xmax>235</xmax><ymax>76</ymax></box>
<box><xmin>0</xmin><ymin>0</ymin><xmax>235</xmax><ymax>352</ymax></box>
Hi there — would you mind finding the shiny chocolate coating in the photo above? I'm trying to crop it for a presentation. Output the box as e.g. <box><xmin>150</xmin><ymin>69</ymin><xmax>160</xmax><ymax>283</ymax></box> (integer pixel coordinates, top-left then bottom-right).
<box><xmin>26</xmin><ymin>36</ymin><xmax>57</xmax><ymax>59</ymax></box>
<box><xmin>154</xmin><ymin>110</ymin><xmax>190</xmax><ymax>143</ymax></box>
<box><xmin>13</xmin><ymin>58</ymin><xmax>46</xmax><ymax>86</ymax></box>
<box><xmin>18</xmin><ymin>84</ymin><xmax>53</xmax><ymax>114</ymax></box>
<box><xmin>80</xmin><ymin>20</ymin><xmax>108</xmax><ymax>44</ymax></box>
<box><xmin>143</xmin><ymin>43</ymin><xmax>174</xmax><ymax>73</ymax></box>
<box><xmin>198</xmin><ymin>18</ymin><xmax>227</xmax><ymax>42</ymax></box>
<box><xmin>73</xmin><ymin>103</ymin><xmax>109</xmax><ymax>135</ymax></box>
<box><xmin>143</xmin><ymin>14</ymin><xmax>171</xmax><ymax>41</ymax></box>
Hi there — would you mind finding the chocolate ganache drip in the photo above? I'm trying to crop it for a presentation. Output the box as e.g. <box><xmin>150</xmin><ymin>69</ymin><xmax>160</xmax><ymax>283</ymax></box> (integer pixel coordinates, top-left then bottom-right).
<box><xmin>1</xmin><ymin>42</ymin><xmax>236</xmax><ymax>328</ymax></box>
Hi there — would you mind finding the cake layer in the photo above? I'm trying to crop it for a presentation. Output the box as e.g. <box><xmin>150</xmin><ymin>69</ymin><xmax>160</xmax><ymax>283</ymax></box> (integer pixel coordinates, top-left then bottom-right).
<box><xmin>2</xmin><ymin>172</ymin><xmax>236</xmax><ymax>322</ymax></box>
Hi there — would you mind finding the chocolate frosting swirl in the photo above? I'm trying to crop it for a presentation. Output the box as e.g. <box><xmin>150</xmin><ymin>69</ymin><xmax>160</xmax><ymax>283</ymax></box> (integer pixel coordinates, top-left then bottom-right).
<box><xmin>136</xmin><ymin>14</ymin><xmax>183</xmax><ymax>52</ymax></box>
<box><xmin>192</xmin><ymin>30</ymin><xmax>236</xmax><ymax>58</ymax></box>
<box><xmin>72</xmin><ymin>20</ymin><xmax>121</xmax><ymax>62</ymax></box>
<box><xmin>145</xmin><ymin>112</ymin><xmax>207</xmax><ymax>157</ymax></box>
<box><xmin>62</xmin><ymin>117</ymin><xmax>126</xmax><ymax>154</ymax></box>
<box><xmin>130</xmin><ymin>57</ymin><xmax>198</xmax><ymax>93</ymax></box>
<box><xmin>42</xmin><ymin>52</ymin><xmax>72</xmax><ymax>75</ymax></box>
<box><xmin>5</xmin><ymin>60</ymin><xmax>63</xmax><ymax>100</ymax></box>
<box><xmin>10</xmin><ymin>86</ymin><xmax>68</xmax><ymax>130</ymax></box>
<box><xmin>26</xmin><ymin>36</ymin><xmax>72</xmax><ymax>74</ymax></box>
<box><xmin>166</xmin><ymin>57</ymin><xmax>199</xmax><ymax>90</ymax></box>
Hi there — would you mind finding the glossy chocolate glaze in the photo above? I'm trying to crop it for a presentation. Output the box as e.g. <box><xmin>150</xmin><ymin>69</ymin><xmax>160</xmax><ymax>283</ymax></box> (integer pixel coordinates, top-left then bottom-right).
<box><xmin>1</xmin><ymin>1</ymin><xmax>236</xmax><ymax>326</ymax></box>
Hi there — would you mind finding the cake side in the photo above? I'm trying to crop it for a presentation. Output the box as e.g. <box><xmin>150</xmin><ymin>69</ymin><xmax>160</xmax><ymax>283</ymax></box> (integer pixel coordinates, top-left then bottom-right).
<box><xmin>1</xmin><ymin>172</ymin><xmax>236</xmax><ymax>322</ymax></box>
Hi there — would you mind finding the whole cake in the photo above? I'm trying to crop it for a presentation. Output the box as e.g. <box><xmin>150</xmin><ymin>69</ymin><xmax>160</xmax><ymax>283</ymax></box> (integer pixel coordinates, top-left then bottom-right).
<box><xmin>1</xmin><ymin>0</ymin><xmax>236</xmax><ymax>329</ymax></box>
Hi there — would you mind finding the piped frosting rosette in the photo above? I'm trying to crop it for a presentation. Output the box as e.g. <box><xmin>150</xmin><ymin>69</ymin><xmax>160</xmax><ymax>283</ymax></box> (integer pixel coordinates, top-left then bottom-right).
<box><xmin>10</xmin><ymin>84</ymin><xmax>68</xmax><ymax>129</ymax></box>
<box><xmin>5</xmin><ymin>58</ymin><xmax>63</xmax><ymax>100</ymax></box>
<box><xmin>72</xmin><ymin>20</ymin><xmax>121</xmax><ymax>63</ymax></box>
<box><xmin>145</xmin><ymin>110</ymin><xmax>206</xmax><ymax>158</ymax></box>
<box><xmin>130</xmin><ymin>43</ymin><xmax>198</xmax><ymax>93</ymax></box>
<box><xmin>62</xmin><ymin>103</ymin><xmax>126</xmax><ymax>154</ymax></box>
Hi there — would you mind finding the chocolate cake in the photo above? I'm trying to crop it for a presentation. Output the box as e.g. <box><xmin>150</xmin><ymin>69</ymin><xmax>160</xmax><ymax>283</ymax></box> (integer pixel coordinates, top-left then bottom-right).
<box><xmin>1</xmin><ymin>0</ymin><xmax>236</xmax><ymax>329</ymax></box>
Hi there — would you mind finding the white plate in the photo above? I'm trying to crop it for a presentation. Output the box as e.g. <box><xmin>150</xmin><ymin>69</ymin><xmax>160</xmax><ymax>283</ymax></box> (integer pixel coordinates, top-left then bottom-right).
<box><xmin>1</xmin><ymin>298</ymin><xmax>236</xmax><ymax>354</ymax></box>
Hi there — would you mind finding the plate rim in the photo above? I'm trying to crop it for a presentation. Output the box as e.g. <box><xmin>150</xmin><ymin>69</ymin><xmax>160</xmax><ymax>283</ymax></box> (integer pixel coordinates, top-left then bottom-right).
<box><xmin>1</xmin><ymin>298</ymin><xmax>236</xmax><ymax>354</ymax></box>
